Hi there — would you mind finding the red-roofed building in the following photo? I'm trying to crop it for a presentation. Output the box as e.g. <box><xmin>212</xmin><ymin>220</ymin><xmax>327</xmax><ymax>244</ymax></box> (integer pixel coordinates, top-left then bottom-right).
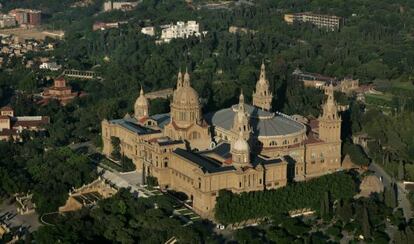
<box><xmin>0</xmin><ymin>106</ymin><xmax>49</xmax><ymax>141</ymax></box>
<box><xmin>41</xmin><ymin>77</ymin><xmax>80</xmax><ymax>105</ymax></box>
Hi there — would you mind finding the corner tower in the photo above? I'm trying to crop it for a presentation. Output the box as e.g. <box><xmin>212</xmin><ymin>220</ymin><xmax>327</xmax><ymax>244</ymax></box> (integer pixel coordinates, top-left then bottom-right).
<box><xmin>253</xmin><ymin>62</ymin><xmax>273</xmax><ymax>111</ymax></box>
<box><xmin>318</xmin><ymin>83</ymin><xmax>341</xmax><ymax>143</ymax></box>
<box><xmin>134</xmin><ymin>86</ymin><xmax>149</xmax><ymax>121</ymax></box>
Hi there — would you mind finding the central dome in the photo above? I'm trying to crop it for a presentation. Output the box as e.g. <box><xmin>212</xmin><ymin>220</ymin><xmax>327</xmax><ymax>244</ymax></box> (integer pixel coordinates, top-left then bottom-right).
<box><xmin>173</xmin><ymin>86</ymin><xmax>199</xmax><ymax>106</ymax></box>
<box><xmin>169</xmin><ymin>70</ymin><xmax>202</xmax><ymax>128</ymax></box>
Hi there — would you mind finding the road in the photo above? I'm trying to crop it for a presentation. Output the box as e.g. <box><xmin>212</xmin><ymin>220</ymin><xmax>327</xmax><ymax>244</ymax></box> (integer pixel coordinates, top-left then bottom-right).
<box><xmin>368</xmin><ymin>163</ymin><xmax>392</xmax><ymax>187</ymax></box>
<box><xmin>68</xmin><ymin>141</ymin><xmax>97</xmax><ymax>154</ymax></box>
<box><xmin>369</xmin><ymin>162</ymin><xmax>413</xmax><ymax>220</ymax></box>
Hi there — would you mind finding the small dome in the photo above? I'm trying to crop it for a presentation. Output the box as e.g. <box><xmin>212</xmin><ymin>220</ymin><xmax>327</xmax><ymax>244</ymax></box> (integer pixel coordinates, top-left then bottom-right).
<box><xmin>233</xmin><ymin>131</ymin><xmax>249</xmax><ymax>152</ymax></box>
<box><xmin>135</xmin><ymin>87</ymin><xmax>149</xmax><ymax>107</ymax></box>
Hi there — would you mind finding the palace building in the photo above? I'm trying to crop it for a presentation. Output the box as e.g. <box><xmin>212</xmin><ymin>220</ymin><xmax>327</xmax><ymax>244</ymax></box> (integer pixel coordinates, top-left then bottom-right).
<box><xmin>101</xmin><ymin>64</ymin><xmax>343</xmax><ymax>218</ymax></box>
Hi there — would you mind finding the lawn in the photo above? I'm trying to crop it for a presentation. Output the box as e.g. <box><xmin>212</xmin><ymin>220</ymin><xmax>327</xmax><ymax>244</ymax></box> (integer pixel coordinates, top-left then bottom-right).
<box><xmin>374</xmin><ymin>79</ymin><xmax>414</xmax><ymax>92</ymax></box>
<box><xmin>100</xmin><ymin>158</ymin><xmax>123</xmax><ymax>172</ymax></box>
<box><xmin>365</xmin><ymin>93</ymin><xmax>393</xmax><ymax>108</ymax></box>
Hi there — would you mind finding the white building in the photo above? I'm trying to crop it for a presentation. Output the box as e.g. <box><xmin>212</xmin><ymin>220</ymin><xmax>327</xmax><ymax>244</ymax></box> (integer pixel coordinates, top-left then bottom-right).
<box><xmin>141</xmin><ymin>26</ymin><xmax>155</xmax><ymax>36</ymax></box>
<box><xmin>0</xmin><ymin>14</ymin><xmax>16</xmax><ymax>28</ymax></box>
<box><xmin>159</xmin><ymin>21</ymin><xmax>203</xmax><ymax>43</ymax></box>
<box><xmin>39</xmin><ymin>62</ymin><xmax>61</xmax><ymax>71</ymax></box>
<box><xmin>103</xmin><ymin>1</ymin><xmax>139</xmax><ymax>12</ymax></box>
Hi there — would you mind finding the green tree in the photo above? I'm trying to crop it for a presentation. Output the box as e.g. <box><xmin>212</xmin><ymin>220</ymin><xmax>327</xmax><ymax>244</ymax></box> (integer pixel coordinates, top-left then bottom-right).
<box><xmin>110</xmin><ymin>136</ymin><xmax>121</xmax><ymax>160</ymax></box>
<box><xmin>362</xmin><ymin>206</ymin><xmax>372</xmax><ymax>239</ymax></box>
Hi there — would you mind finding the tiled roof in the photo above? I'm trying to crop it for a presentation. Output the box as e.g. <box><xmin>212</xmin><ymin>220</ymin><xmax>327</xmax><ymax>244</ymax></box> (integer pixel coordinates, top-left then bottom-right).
<box><xmin>12</xmin><ymin>116</ymin><xmax>49</xmax><ymax>127</ymax></box>
<box><xmin>109</xmin><ymin>117</ymin><xmax>161</xmax><ymax>135</ymax></box>
<box><xmin>0</xmin><ymin>128</ymin><xmax>18</xmax><ymax>136</ymax></box>
<box><xmin>251</xmin><ymin>155</ymin><xmax>284</xmax><ymax>167</ymax></box>
<box><xmin>304</xmin><ymin>131</ymin><xmax>323</xmax><ymax>144</ymax></box>
<box><xmin>149</xmin><ymin>113</ymin><xmax>170</xmax><ymax>128</ymax></box>
<box><xmin>309</xmin><ymin>119</ymin><xmax>319</xmax><ymax>130</ymax></box>
<box><xmin>200</xmin><ymin>142</ymin><xmax>232</xmax><ymax>159</ymax></box>
<box><xmin>148</xmin><ymin>137</ymin><xmax>184</xmax><ymax>146</ymax></box>
<box><xmin>174</xmin><ymin>148</ymin><xmax>236</xmax><ymax>174</ymax></box>
<box><xmin>0</xmin><ymin>106</ymin><xmax>13</xmax><ymax>112</ymax></box>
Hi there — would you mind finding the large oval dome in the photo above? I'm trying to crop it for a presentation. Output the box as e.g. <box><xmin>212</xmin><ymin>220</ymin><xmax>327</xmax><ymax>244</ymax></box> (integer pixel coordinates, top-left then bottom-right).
<box><xmin>209</xmin><ymin>104</ymin><xmax>306</xmax><ymax>137</ymax></box>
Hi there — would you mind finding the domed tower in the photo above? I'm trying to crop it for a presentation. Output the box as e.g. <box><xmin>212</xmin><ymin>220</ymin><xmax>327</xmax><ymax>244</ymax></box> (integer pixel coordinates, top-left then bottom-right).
<box><xmin>231</xmin><ymin>130</ymin><xmax>250</xmax><ymax>166</ymax></box>
<box><xmin>170</xmin><ymin>69</ymin><xmax>202</xmax><ymax>128</ymax></box>
<box><xmin>134</xmin><ymin>86</ymin><xmax>149</xmax><ymax>121</ymax></box>
<box><xmin>318</xmin><ymin>83</ymin><xmax>341</xmax><ymax>143</ymax></box>
<box><xmin>252</xmin><ymin>62</ymin><xmax>273</xmax><ymax>111</ymax></box>
<box><xmin>165</xmin><ymin>68</ymin><xmax>211</xmax><ymax>150</ymax></box>
<box><xmin>232</xmin><ymin>91</ymin><xmax>251</xmax><ymax>140</ymax></box>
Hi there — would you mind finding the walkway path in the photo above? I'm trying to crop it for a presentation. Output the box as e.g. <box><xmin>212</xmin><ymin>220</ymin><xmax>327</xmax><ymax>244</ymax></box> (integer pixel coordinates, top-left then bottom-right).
<box><xmin>369</xmin><ymin>162</ymin><xmax>413</xmax><ymax>220</ymax></box>
<box><xmin>0</xmin><ymin>198</ymin><xmax>40</xmax><ymax>232</ymax></box>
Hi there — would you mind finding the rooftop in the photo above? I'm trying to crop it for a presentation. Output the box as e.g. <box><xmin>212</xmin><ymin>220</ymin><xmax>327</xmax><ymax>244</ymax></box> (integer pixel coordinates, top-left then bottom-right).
<box><xmin>109</xmin><ymin>117</ymin><xmax>161</xmax><ymax>135</ymax></box>
<box><xmin>149</xmin><ymin>113</ymin><xmax>170</xmax><ymax>128</ymax></box>
<box><xmin>148</xmin><ymin>137</ymin><xmax>184</xmax><ymax>146</ymax></box>
<box><xmin>199</xmin><ymin>142</ymin><xmax>286</xmax><ymax>168</ymax></box>
<box><xmin>174</xmin><ymin>148</ymin><xmax>236</xmax><ymax>174</ymax></box>
<box><xmin>207</xmin><ymin>104</ymin><xmax>306</xmax><ymax>137</ymax></box>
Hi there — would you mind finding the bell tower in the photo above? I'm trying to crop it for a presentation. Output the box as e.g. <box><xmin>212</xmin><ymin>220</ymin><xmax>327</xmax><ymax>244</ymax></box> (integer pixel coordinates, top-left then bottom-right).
<box><xmin>253</xmin><ymin>62</ymin><xmax>273</xmax><ymax>111</ymax></box>
<box><xmin>318</xmin><ymin>83</ymin><xmax>341</xmax><ymax>143</ymax></box>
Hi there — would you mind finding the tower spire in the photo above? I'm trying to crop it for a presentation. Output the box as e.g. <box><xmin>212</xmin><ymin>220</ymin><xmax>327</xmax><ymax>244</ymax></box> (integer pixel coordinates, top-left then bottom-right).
<box><xmin>177</xmin><ymin>69</ymin><xmax>183</xmax><ymax>88</ymax></box>
<box><xmin>253</xmin><ymin>62</ymin><xmax>273</xmax><ymax>111</ymax></box>
<box><xmin>239</xmin><ymin>89</ymin><xmax>245</xmax><ymax>105</ymax></box>
<box><xmin>140</xmin><ymin>85</ymin><xmax>144</xmax><ymax>96</ymax></box>
<box><xmin>232</xmin><ymin>89</ymin><xmax>250</xmax><ymax>140</ymax></box>
<box><xmin>260</xmin><ymin>60</ymin><xmax>266</xmax><ymax>81</ymax></box>
<box><xmin>322</xmin><ymin>83</ymin><xmax>338</xmax><ymax>119</ymax></box>
<box><xmin>318</xmin><ymin>83</ymin><xmax>341</xmax><ymax>143</ymax></box>
<box><xmin>183</xmin><ymin>67</ymin><xmax>190</xmax><ymax>87</ymax></box>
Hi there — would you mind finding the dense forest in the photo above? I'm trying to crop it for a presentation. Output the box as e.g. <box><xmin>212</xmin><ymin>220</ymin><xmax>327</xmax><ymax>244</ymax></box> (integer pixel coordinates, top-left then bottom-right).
<box><xmin>215</xmin><ymin>171</ymin><xmax>358</xmax><ymax>224</ymax></box>
<box><xmin>0</xmin><ymin>139</ymin><xmax>97</xmax><ymax>214</ymax></box>
<box><xmin>33</xmin><ymin>189</ymin><xmax>221</xmax><ymax>243</ymax></box>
